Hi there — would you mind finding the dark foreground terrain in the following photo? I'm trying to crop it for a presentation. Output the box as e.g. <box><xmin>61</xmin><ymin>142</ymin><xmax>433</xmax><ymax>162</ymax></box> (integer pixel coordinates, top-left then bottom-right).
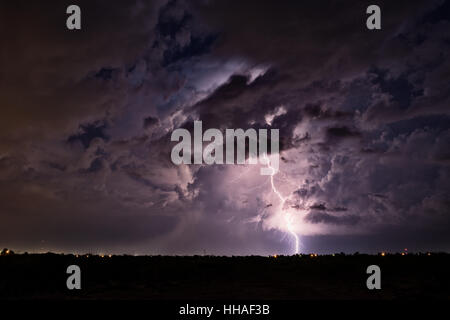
<box><xmin>0</xmin><ymin>252</ymin><xmax>449</xmax><ymax>300</ymax></box>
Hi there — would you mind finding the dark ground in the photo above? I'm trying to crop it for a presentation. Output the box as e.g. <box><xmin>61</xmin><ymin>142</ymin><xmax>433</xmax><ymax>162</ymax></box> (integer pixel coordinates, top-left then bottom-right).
<box><xmin>0</xmin><ymin>253</ymin><xmax>449</xmax><ymax>300</ymax></box>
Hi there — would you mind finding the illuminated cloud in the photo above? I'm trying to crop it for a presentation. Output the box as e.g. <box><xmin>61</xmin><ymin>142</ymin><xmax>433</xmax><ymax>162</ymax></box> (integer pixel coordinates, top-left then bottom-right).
<box><xmin>0</xmin><ymin>0</ymin><xmax>449</xmax><ymax>254</ymax></box>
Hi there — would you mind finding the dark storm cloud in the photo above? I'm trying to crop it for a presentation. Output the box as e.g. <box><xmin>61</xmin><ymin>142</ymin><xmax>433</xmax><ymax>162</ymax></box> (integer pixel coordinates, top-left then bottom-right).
<box><xmin>143</xmin><ymin>116</ymin><xmax>160</xmax><ymax>129</ymax></box>
<box><xmin>326</xmin><ymin>126</ymin><xmax>361</xmax><ymax>139</ymax></box>
<box><xmin>153</xmin><ymin>0</ymin><xmax>218</xmax><ymax>67</ymax></box>
<box><xmin>304</xmin><ymin>211</ymin><xmax>360</xmax><ymax>226</ymax></box>
<box><xmin>0</xmin><ymin>0</ymin><xmax>162</xmax><ymax>138</ymax></box>
<box><xmin>67</xmin><ymin>121</ymin><xmax>109</xmax><ymax>149</ymax></box>
<box><xmin>1</xmin><ymin>0</ymin><xmax>450</xmax><ymax>254</ymax></box>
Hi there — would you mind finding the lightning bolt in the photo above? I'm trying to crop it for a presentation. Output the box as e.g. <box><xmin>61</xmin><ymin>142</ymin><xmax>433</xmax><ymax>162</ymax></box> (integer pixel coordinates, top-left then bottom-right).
<box><xmin>263</xmin><ymin>154</ymin><xmax>300</xmax><ymax>254</ymax></box>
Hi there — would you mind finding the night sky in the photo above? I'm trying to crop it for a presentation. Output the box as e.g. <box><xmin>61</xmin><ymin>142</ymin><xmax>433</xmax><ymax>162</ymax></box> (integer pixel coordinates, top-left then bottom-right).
<box><xmin>1</xmin><ymin>0</ymin><xmax>449</xmax><ymax>255</ymax></box>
